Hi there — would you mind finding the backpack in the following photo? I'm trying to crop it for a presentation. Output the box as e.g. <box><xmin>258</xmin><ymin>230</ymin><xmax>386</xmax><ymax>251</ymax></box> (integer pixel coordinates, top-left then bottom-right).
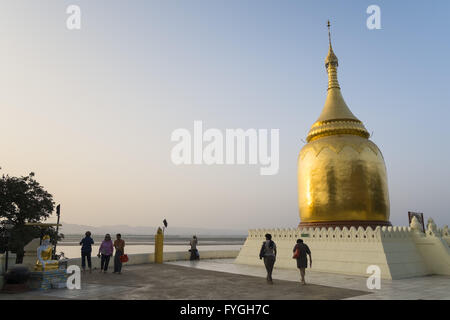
<box><xmin>259</xmin><ymin>243</ymin><xmax>265</xmax><ymax>259</ymax></box>
<box><xmin>259</xmin><ymin>240</ymin><xmax>274</xmax><ymax>259</ymax></box>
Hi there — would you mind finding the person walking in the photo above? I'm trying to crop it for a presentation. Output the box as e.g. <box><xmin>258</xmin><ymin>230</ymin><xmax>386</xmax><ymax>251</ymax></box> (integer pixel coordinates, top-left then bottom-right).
<box><xmin>113</xmin><ymin>233</ymin><xmax>125</xmax><ymax>274</ymax></box>
<box><xmin>259</xmin><ymin>233</ymin><xmax>277</xmax><ymax>284</ymax></box>
<box><xmin>293</xmin><ymin>239</ymin><xmax>312</xmax><ymax>285</ymax></box>
<box><xmin>97</xmin><ymin>234</ymin><xmax>114</xmax><ymax>273</ymax></box>
<box><xmin>79</xmin><ymin>231</ymin><xmax>94</xmax><ymax>273</ymax></box>
<box><xmin>189</xmin><ymin>235</ymin><xmax>199</xmax><ymax>260</ymax></box>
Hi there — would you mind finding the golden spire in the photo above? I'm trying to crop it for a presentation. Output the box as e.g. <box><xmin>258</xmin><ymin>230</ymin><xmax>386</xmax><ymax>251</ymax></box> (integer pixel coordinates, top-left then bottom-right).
<box><xmin>306</xmin><ymin>21</ymin><xmax>370</xmax><ymax>142</ymax></box>
<box><xmin>325</xmin><ymin>20</ymin><xmax>339</xmax><ymax>89</ymax></box>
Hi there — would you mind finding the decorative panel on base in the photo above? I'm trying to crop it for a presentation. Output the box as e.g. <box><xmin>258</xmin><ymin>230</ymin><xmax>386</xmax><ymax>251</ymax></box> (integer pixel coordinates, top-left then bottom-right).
<box><xmin>28</xmin><ymin>270</ymin><xmax>68</xmax><ymax>291</ymax></box>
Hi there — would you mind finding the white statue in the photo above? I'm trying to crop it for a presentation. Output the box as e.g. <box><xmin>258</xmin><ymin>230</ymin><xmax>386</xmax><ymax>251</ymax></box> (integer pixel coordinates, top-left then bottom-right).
<box><xmin>427</xmin><ymin>218</ymin><xmax>437</xmax><ymax>233</ymax></box>
<box><xmin>442</xmin><ymin>225</ymin><xmax>449</xmax><ymax>237</ymax></box>
<box><xmin>410</xmin><ymin>216</ymin><xmax>423</xmax><ymax>232</ymax></box>
<box><xmin>35</xmin><ymin>235</ymin><xmax>59</xmax><ymax>271</ymax></box>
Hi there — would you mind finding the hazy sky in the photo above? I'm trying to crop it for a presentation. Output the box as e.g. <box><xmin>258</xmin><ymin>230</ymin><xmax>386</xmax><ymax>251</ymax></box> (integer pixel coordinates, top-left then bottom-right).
<box><xmin>1</xmin><ymin>1</ymin><xmax>449</xmax><ymax>230</ymax></box>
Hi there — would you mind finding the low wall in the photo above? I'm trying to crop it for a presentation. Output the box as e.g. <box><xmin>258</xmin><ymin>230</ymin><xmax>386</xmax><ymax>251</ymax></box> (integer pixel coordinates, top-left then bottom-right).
<box><xmin>64</xmin><ymin>250</ymin><xmax>239</xmax><ymax>269</ymax></box>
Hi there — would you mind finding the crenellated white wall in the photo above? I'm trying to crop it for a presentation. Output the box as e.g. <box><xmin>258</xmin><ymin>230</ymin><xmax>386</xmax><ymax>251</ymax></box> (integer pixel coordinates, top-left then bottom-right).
<box><xmin>413</xmin><ymin>226</ymin><xmax>450</xmax><ymax>276</ymax></box>
<box><xmin>235</xmin><ymin>225</ymin><xmax>450</xmax><ymax>280</ymax></box>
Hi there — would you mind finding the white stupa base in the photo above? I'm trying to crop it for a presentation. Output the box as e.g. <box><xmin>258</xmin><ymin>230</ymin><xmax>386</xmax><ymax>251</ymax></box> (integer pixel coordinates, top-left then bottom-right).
<box><xmin>235</xmin><ymin>225</ymin><xmax>450</xmax><ymax>280</ymax></box>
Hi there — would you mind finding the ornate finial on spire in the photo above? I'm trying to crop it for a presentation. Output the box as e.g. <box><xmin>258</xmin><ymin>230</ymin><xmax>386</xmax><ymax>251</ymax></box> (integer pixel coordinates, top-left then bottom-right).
<box><xmin>325</xmin><ymin>20</ymin><xmax>338</xmax><ymax>69</ymax></box>
<box><xmin>327</xmin><ymin>20</ymin><xmax>331</xmax><ymax>47</ymax></box>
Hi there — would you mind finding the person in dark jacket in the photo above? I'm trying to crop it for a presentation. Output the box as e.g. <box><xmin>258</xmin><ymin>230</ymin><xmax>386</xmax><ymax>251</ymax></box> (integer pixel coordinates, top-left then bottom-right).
<box><xmin>293</xmin><ymin>239</ymin><xmax>312</xmax><ymax>285</ymax></box>
<box><xmin>259</xmin><ymin>233</ymin><xmax>277</xmax><ymax>284</ymax></box>
<box><xmin>80</xmin><ymin>231</ymin><xmax>94</xmax><ymax>272</ymax></box>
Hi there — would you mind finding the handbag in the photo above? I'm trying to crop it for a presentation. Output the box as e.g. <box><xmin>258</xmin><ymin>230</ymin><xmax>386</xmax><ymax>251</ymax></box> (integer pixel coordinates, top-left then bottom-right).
<box><xmin>292</xmin><ymin>246</ymin><xmax>300</xmax><ymax>259</ymax></box>
<box><xmin>120</xmin><ymin>254</ymin><xmax>129</xmax><ymax>263</ymax></box>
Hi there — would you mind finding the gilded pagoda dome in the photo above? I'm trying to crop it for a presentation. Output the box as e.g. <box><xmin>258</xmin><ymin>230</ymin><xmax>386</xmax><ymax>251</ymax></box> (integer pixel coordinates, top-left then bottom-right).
<box><xmin>297</xmin><ymin>22</ymin><xmax>391</xmax><ymax>229</ymax></box>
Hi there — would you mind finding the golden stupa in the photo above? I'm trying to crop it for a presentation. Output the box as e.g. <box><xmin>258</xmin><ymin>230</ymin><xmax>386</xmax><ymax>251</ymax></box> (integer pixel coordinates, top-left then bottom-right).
<box><xmin>298</xmin><ymin>22</ymin><xmax>391</xmax><ymax>228</ymax></box>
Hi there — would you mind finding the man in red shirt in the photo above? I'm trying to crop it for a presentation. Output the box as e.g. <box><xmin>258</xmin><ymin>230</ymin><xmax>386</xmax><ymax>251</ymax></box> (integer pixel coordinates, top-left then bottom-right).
<box><xmin>113</xmin><ymin>233</ymin><xmax>125</xmax><ymax>274</ymax></box>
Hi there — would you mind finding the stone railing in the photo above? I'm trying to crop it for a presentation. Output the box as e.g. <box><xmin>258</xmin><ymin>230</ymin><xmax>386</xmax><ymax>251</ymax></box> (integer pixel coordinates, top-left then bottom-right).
<box><xmin>246</xmin><ymin>226</ymin><xmax>414</xmax><ymax>243</ymax></box>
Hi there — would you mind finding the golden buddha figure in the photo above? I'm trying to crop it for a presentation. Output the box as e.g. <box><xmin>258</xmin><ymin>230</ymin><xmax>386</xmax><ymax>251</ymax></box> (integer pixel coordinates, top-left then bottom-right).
<box><xmin>297</xmin><ymin>22</ymin><xmax>391</xmax><ymax>229</ymax></box>
<box><xmin>35</xmin><ymin>235</ymin><xmax>59</xmax><ymax>271</ymax></box>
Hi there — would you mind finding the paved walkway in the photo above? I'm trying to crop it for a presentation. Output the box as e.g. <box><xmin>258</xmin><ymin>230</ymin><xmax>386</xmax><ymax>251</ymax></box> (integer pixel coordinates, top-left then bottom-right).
<box><xmin>1</xmin><ymin>259</ymin><xmax>448</xmax><ymax>300</ymax></box>
<box><xmin>0</xmin><ymin>261</ymin><xmax>368</xmax><ymax>300</ymax></box>
<box><xmin>168</xmin><ymin>259</ymin><xmax>450</xmax><ymax>300</ymax></box>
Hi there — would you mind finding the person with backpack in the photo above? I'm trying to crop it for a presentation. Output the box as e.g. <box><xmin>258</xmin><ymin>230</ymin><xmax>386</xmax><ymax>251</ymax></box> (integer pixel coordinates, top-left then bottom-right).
<box><xmin>293</xmin><ymin>238</ymin><xmax>312</xmax><ymax>285</ymax></box>
<box><xmin>259</xmin><ymin>233</ymin><xmax>277</xmax><ymax>284</ymax></box>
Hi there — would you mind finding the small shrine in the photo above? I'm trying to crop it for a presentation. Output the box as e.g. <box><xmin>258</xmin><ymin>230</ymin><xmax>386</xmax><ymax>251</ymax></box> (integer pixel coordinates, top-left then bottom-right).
<box><xmin>23</xmin><ymin>223</ymin><xmax>68</xmax><ymax>290</ymax></box>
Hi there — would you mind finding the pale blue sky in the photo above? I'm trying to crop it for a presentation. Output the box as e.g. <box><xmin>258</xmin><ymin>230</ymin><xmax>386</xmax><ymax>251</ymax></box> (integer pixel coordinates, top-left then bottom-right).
<box><xmin>0</xmin><ymin>1</ymin><xmax>449</xmax><ymax>229</ymax></box>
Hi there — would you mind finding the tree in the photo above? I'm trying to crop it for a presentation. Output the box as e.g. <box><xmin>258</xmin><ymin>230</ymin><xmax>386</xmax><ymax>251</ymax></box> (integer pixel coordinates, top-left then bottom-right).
<box><xmin>0</xmin><ymin>170</ymin><xmax>56</xmax><ymax>263</ymax></box>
